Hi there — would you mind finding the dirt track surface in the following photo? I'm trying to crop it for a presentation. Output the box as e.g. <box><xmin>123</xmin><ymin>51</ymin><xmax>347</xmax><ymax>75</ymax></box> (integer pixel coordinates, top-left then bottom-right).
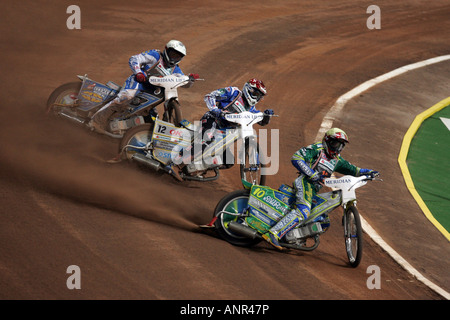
<box><xmin>1</xmin><ymin>1</ymin><xmax>449</xmax><ymax>300</ymax></box>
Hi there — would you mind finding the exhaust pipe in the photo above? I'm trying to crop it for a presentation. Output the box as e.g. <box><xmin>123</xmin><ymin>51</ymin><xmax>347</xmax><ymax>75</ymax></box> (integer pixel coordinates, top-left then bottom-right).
<box><xmin>228</xmin><ymin>221</ymin><xmax>261</xmax><ymax>240</ymax></box>
<box><xmin>131</xmin><ymin>153</ymin><xmax>162</xmax><ymax>171</ymax></box>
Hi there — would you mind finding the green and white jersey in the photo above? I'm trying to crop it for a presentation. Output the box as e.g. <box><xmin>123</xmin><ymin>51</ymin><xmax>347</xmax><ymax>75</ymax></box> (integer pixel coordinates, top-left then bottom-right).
<box><xmin>292</xmin><ymin>142</ymin><xmax>362</xmax><ymax>178</ymax></box>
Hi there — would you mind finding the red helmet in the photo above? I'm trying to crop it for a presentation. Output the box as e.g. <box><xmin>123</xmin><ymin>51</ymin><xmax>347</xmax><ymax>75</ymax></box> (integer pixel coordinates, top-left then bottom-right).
<box><xmin>242</xmin><ymin>78</ymin><xmax>267</xmax><ymax>107</ymax></box>
<box><xmin>323</xmin><ymin>128</ymin><xmax>349</xmax><ymax>158</ymax></box>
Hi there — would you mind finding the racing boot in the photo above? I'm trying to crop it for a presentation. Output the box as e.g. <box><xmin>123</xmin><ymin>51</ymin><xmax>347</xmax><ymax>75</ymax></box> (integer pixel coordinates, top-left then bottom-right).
<box><xmin>262</xmin><ymin>233</ymin><xmax>283</xmax><ymax>250</ymax></box>
<box><xmin>263</xmin><ymin>208</ymin><xmax>306</xmax><ymax>250</ymax></box>
<box><xmin>89</xmin><ymin>118</ymin><xmax>108</xmax><ymax>134</ymax></box>
<box><xmin>164</xmin><ymin>162</ymin><xmax>183</xmax><ymax>182</ymax></box>
<box><xmin>89</xmin><ymin>100</ymin><xmax>118</xmax><ymax>134</ymax></box>
<box><xmin>89</xmin><ymin>109</ymin><xmax>114</xmax><ymax>134</ymax></box>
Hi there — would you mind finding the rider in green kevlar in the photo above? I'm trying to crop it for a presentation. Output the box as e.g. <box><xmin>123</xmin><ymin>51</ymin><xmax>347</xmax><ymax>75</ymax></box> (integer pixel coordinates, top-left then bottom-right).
<box><xmin>262</xmin><ymin>128</ymin><xmax>379</xmax><ymax>250</ymax></box>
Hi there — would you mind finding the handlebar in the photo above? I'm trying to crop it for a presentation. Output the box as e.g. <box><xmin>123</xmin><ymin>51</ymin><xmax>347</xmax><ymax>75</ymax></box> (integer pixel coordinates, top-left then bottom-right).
<box><xmin>220</xmin><ymin>111</ymin><xmax>279</xmax><ymax>117</ymax></box>
<box><xmin>347</xmin><ymin>174</ymin><xmax>382</xmax><ymax>191</ymax></box>
<box><xmin>147</xmin><ymin>74</ymin><xmax>204</xmax><ymax>90</ymax></box>
<box><xmin>170</xmin><ymin>76</ymin><xmax>204</xmax><ymax>89</ymax></box>
<box><xmin>363</xmin><ymin>172</ymin><xmax>382</xmax><ymax>181</ymax></box>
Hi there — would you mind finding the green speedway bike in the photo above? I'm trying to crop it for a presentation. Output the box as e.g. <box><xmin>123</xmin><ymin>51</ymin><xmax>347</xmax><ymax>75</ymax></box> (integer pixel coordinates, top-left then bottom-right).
<box><xmin>205</xmin><ymin>174</ymin><xmax>381</xmax><ymax>267</ymax></box>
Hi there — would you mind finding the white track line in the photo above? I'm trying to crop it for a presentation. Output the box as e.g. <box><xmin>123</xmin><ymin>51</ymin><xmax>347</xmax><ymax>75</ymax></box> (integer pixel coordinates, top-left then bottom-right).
<box><xmin>316</xmin><ymin>54</ymin><xmax>450</xmax><ymax>300</ymax></box>
<box><xmin>315</xmin><ymin>55</ymin><xmax>450</xmax><ymax>140</ymax></box>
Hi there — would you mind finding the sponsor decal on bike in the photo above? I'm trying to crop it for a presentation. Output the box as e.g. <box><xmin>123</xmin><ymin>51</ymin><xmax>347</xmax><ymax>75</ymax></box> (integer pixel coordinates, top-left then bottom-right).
<box><xmin>248</xmin><ymin>207</ymin><xmax>277</xmax><ymax>227</ymax></box>
<box><xmin>249</xmin><ymin>196</ymin><xmax>285</xmax><ymax>221</ymax></box>
<box><xmin>154</xmin><ymin>139</ymin><xmax>188</xmax><ymax>151</ymax></box>
<box><xmin>273</xmin><ymin>190</ymin><xmax>295</xmax><ymax>206</ymax></box>
<box><xmin>155</xmin><ymin>150</ymin><xmax>172</xmax><ymax>159</ymax></box>
<box><xmin>93</xmin><ymin>85</ymin><xmax>112</xmax><ymax>97</ymax></box>
<box><xmin>262</xmin><ymin>195</ymin><xmax>285</xmax><ymax>212</ymax></box>
<box><xmin>169</xmin><ymin>129</ymin><xmax>184</xmax><ymax>136</ymax></box>
<box><xmin>81</xmin><ymin>91</ymin><xmax>103</xmax><ymax>103</ymax></box>
<box><xmin>150</xmin><ymin>75</ymin><xmax>185</xmax><ymax>83</ymax></box>
<box><xmin>246</xmin><ymin>216</ymin><xmax>271</xmax><ymax>232</ymax></box>
<box><xmin>225</xmin><ymin>113</ymin><xmax>260</xmax><ymax>120</ymax></box>
<box><xmin>325</xmin><ymin>178</ymin><xmax>352</xmax><ymax>185</ymax></box>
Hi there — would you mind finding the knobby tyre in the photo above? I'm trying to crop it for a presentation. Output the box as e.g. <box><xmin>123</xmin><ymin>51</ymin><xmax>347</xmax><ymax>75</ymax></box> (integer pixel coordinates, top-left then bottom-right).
<box><xmin>213</xmin><ymin>189</ymin><xmax>261</xmax><ymax>247</ymax></box>
<box><xmin>240</xmin><ymin>137</ymin><xmax>267</xmax><ymax>186</ymax></box>
<box><xmin>343</xmin><ymin>205</ymin><xmax>363</xmax><ymax>268</ymax></box>
<box><xmin>164</xmin><ymin>99</ymin><xmax>183</xmax><ymax>127</ymax></box>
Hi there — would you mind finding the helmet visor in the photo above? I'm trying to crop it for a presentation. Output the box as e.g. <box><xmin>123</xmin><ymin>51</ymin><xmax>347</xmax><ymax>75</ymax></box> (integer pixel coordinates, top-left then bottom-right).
<box><xmin>328</xmin><ymin>139</ymin><xmax>346</xmax><ymax>153</ymax></box>
<box><xmin>167</xmin><ymin>48</ymin><xmax>184</xmax><ymax>64</ymax></box>
<box><xmin>248</xmin><ymin>86</ymin><xmax>265</xmax><ymax>102</ymax></box>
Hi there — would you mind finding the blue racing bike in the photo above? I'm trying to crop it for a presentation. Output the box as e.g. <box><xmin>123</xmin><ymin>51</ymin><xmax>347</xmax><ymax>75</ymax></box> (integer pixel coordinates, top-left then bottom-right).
<box><xmin>46</xmin><ymin>73</ymin><xmax>199</xmax><ymax>138</ymax></box>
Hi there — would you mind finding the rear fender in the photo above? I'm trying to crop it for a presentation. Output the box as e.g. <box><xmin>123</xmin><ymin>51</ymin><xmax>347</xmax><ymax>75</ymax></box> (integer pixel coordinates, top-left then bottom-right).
<box><xmin>76</xmin><ymin>75</ymin><xmax>119</xmax><ymax>112</ymax></box>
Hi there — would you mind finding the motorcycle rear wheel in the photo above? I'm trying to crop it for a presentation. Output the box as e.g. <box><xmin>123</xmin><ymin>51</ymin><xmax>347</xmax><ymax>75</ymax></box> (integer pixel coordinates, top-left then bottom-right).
<box><xmin>343</xmin><ymin>205</ymin><xmax>363</xmax><ymax>268</ymax></box>
<box><xmin>240</xmin><ymin>137</ymin><xmax>266</xmax><ymax>186</ymax></box>
<box><xmin>46</xmin><ymin>82</ymin><xmax>82</xmax><ymax>114</ymax></box>
<box><xmin>118</xmin><ymin>123</ymin><xmax>154</xmax><ymax>160</ymax></box>
<box><xmin>213</xmin><ymin>189</ymin><xmax>261</xmax><ymax>247</ymax></box>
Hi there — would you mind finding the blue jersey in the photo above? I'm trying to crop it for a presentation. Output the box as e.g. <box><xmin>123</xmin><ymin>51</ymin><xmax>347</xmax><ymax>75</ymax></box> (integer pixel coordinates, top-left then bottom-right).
<box><xmin>129</xmin><ymin>49</ymin><xmax>183</xmax><ymax>75</ymax></box>
<box><xmin>204</xmin><ymin>86</ymin><xmax>259</xmax><ymax>113</ymax></box>
<box><xmin>124</xmin><ymin>49</ymin><xmax>184</xmax><ymax>91</ymax></box>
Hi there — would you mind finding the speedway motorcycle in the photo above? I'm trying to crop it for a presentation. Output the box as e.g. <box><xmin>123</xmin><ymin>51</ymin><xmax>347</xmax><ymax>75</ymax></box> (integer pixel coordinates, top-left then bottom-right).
<box><xmin>117</xmin><ymin>111</ymin><xmax>272</xmax><ymax>184</ymax></box>
<box><xmin>46</xmin><ymin>73</ymin><xmax>199</xmax><ymax>138</ymax></box>
<box><xmin>204</xmin><ymin>174</ymin><xmax>382</xmax><ymax>267</ymax></box>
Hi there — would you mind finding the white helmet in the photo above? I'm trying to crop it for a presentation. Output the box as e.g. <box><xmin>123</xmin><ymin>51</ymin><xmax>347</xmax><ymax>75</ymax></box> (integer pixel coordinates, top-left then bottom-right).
<box><xmin>163</xmin><ymin>40</ymin><xmax>186</xmax><ymax>67</ymax></box>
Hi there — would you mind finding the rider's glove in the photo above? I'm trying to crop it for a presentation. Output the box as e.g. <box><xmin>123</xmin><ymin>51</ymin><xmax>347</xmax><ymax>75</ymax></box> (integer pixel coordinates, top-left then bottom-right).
<box><xmin>309</xmin><ymin>171</ymin><xmax>325</xmax><ymax>192</ymax></box>
<box><xmin>260</xmin><ymin>108</ymin><xmax>274</xmax><ymax>126</ymax></box>
<box><xmin>359</xmin><ymin>168</ymin><xmax>379</xmax><ymax>178</ymax></box>
<box><xmin>309</xmin><ymin>171</ymin><xmax>324</xmax><ymax>183</ymax></box>
<box><xmin>189</xmin><ymin>73</ymin><xmax>200</xmax><ymax>82</ymax></box>
<box><xmin>135</xmin><ymin>72</ymin><xmax>147</xmax><ymax>83</ymax></box>
<box><xmin>210</xmin><ymin>108</ymin><xmax>222</xmax><ymax>118</ymax></box>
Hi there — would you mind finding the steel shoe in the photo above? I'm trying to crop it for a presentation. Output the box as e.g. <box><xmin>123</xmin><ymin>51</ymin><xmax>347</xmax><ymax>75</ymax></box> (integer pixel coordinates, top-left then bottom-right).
<box><xmin>88</xmin><ymin>119</ymin><xmax>108</xmax><ymax>134</ymax></box>
<box><xmin>262</xmin><ymin>232</ymin><xmax>283</xmax><ymax>250</ymax></box>
<box><xmin>164</xmin><ymin>163</ymin><xmax>183</xmax><ymax>182</ymax></box>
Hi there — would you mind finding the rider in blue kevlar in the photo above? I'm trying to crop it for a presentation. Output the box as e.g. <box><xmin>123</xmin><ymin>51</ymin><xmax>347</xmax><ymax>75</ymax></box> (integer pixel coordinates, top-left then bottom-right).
<box><xmin>262</xmin><ymin>128</ymin><xmax>379</xmax><ymax>250</ymax></box>
<box><xmin>200</xmin><ymin>78</ymin><xmax>273</xmax><ymax>143</ymax></box>
<box><xmin>90</xmin><ymin>40</ymin><xmax>197</xmax><ymax>133</ymax></box>
<box><xmin>166</xmin><ymin>79</ymin><xmax>274</xmax><ymax>181</ymax></box>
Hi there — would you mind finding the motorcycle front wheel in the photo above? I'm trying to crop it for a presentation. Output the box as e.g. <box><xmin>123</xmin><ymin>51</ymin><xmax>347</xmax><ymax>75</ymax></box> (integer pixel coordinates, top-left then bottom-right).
<box><xmin>163</xmin><ymin>99</ymin><xmax>183</xmax><ymax>127</ymax></box>
<box><xmin>213</xmin><ymin>189</ymin><xmax>261</xmax><ymax>247</ymax></box>
<box><xmin>343</xmin><ymin>205</ymin><xmax>363</xmax><ymax>268</ymax></box>
<box><xmin>240</xmin><ymin>137</ymin><xmax>266</xmax><ymax>186</ymax></box>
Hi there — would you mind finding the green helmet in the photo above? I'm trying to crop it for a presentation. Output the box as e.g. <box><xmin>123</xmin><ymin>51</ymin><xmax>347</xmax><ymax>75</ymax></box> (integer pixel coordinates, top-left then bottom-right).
<box><xmin>323</xmin><ymin>128</ymin><xmax>349</xmax><ymax>157</ymax></box>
